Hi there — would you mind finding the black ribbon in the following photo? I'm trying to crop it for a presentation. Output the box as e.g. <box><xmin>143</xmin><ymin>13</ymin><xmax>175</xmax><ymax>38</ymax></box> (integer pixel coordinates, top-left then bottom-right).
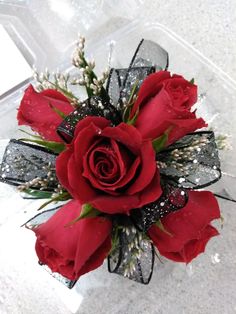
<box><xmin>0</xmin><ymin>139</ymin><xmax>57</xmax><ymax>191</ymax></box>
<box><xmin>108</xmin><ymin>216</ymin><xmax>154</xmax><ymax>284</ymax></box>
<box><xmin>157</xmin><ymin>131</ymin><xmax>221</xmax><ymax>189</ymax></box>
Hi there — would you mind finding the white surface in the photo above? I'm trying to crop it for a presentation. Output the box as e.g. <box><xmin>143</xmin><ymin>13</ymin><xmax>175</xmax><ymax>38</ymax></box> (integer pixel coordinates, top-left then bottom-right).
<box><xmin>0</xmin><ymin>25</ymin><xmax>31</xmax><ymax>96</ymax></box>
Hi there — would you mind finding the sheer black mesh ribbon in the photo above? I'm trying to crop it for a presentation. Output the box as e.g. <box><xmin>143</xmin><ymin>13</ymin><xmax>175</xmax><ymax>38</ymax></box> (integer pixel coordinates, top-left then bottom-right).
<box><xmin>57</xmin><ymin>96</ymin><xmax>121</xmax><ymax>143</ymax></box>
<box><xmin>106</xmin><ymin>66</ymin><xmax>155</xmax><ymax>109</ymax></box>
<box><xmin>157</xmin><ymin>131</ymin><xmax>221</xmax><ymax>189</ymax></box>
<box><xmin>108</xmin><ymin>217</ymin><xmax>154</xmax><ymax>284</ymax></box>
<box><xmin>129</xmin><ymin>39</ymin><xmax>169</xmax><ymax>70</ymax></box>
<box><xmin>107</xmin><ymin>39</ymin><xmax>168</xmax><ymax>109</ymax></box>
<box><xmin>0</xmin><ymin>139</ymin><xmax>58</xmax><ymax>191</ymax></box>
<box><xmin>23</xmin><ymin>207</ymin><xmax>77</xmax><ymax>289</ymax></box>
<box><xmin>131</xmin><ymin>184</ymin><xmax>188</xmax><ymax>232</ymax></box>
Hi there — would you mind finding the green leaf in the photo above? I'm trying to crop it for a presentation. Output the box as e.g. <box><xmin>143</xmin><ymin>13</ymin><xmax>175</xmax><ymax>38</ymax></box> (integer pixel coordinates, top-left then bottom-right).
<box><xmin>126</xmin><ymin>107</ymin><xmax>139</xmax><ymax>126</ymax></box>
<box><xmin>22</xmin><ymin>189</ymin><xmax>53</xmax><ymax>199</ymax></box>
<box><xmin>37</xmin><ymin>192</ymin><xmax>70</xmax><ymax>211</ymax></box>
<box><xmin>127</xmin><ymin>79</ymin><xmax>139</xmax><ymax>104</ymax></box>
<box><xmin>19</xmin><ymin>138</ymin><xmax>65</xmax><ymax>154</ymax></box>
<box><xmin>122</xmin><ymin>79</ymin><xmax>140</xmax><ymax>123</ymax></box>
<box><xmin>49</xmin><ymin>103</ymin><xmax>67</xmax><ymax>119</ymax></box>
<box><xmin>155</xmin><ymin>220</ymin><xmax>172</xmax><ymax>237</ymax></box>
<box><xmin>189</xmin><ymin>78</ymin><xmax>195</xmax><ymax>84</ymax></box>
<box><xmin>152</xmin><ymin>133</ymin><xmax>168</xmax><ymax>153</ymax></box>
<box><xmin>152</xmin><ymin>127</ymin><xmax>173</xmax><ymax>153</ymax></box>
<box><xmin>65</xmin><ymin>203</ymin><xmax>100</xmax><ymax>227</ymax></box>
<box><xmin>19</xmin><ymin>129</ymin><xmax>42</xmax><ymax>139</ymax></box>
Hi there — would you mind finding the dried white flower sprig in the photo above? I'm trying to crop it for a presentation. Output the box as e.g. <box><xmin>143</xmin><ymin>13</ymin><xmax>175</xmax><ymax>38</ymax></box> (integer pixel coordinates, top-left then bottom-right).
<box><xmin>71</xmin><ymin>35</ymin><xmax>109</xmax><ymax>97</ymax></box>
<box><xmin>33</xmin><ymin>35</ymin><xmax>109</xmax><ymax>105</ymax></box>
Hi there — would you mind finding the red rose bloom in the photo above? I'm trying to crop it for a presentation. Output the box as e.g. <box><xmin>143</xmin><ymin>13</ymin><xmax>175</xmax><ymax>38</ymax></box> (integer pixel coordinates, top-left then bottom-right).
<box><xmin>131</xmin><ymin>71</ymin><xmax>206</xmax><ymax>145</ymax></box>
<box><xmin>148</xmin><ymin>191</ymin><xmax>220</xmax><ymax>263</ymax></box>
<box><xmin>56</xmin><ymin>116</ymin><xmax>162</xmax><ymax>214</ymax></box>
<box><xmin>34</xmin><ymin>200</ymin><xmax>112</xmax><ymax>280</ymax></box>
<box><xmin>17</xmin><ymin>85</ymin><xmax>74</xmax><ymax>142</ymax></box>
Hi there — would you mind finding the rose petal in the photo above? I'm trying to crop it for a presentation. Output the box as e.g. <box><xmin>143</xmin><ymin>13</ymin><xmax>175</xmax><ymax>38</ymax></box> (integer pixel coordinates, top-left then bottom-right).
<box><xmin>101</xmin><ymin>123</ymin><xmax>142</xmax><ymax>155</ymax></box>
<box><xmin>166</xmin><ymin>117</ymin><xmax>207</xmax><ymax>145</ymax></box>
<box><xmin>159</xmin><ymin>225</ymin><xmax>219</xmax><ymax>263</ymax></box>
<box><xmin>138</xmin><ymin>170</ymin><xmax>162</xmax><ymax>206</ymax></box>
<box><xmin>56</xmin><ymin>147</ymin><xmax>73</xmax><ymax>192</ymax></box>
<box><xmin>134</xmin><ymin>88</ymin><xmax>172</xmax><ymax>140</ymax></box>
<box><xmin>68</xmin><ymin>155</ymin><xmax>99</xmax><ymax>202</ymax></box>
<box><xmin>74</xmin><ymin>116</ymin><xmax>110</xmax><ymax>138</ymax></box>
<box><xmin>127</xmin><ymin>140</ymin><xmax>156</xmax><ymax>195</ymax></box>
<box><xmin>131</xmin><ymin>71</ymin><xmax>171</xmax><ymax>117</ymax></box>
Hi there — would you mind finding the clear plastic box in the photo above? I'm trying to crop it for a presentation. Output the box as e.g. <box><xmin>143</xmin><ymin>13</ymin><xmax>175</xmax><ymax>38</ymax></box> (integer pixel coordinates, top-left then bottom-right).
<box><xmin>0</xmin><ymin>3</ymin><xmax>236</xmax><ymax>314</ymax></box>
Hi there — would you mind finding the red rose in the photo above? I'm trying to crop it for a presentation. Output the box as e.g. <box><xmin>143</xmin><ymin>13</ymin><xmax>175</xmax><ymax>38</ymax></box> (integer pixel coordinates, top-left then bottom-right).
<box><xmin>34</xmin><ymin>200</ymin><xmax>112</xmax><ymax>280</ymax></box>
<box><xmin>131</xmin><ymin>71</ymin><xmax>206</xmax><ymax>145</ymax></box>
<box><xmin>17</xmin><ymin>85</ymin><xmax>74</xmax><ymax>142</ymax></box>
<box><xmin>148</xmin><ymin>191</ymin><xmax>220</xmax><ymax>263</ymax></box>
<box><xmin>56</xmin><ymin>116</ymin><xmax>162</xmax><ymax>214</ymax></box>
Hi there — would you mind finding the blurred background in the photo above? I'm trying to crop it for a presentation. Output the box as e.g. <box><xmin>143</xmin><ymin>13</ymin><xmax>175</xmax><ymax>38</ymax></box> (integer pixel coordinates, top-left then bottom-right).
<box><xmin>0</xmin><ymin>1</ymin><xmax>236</xmax><ymax>313</ymax></box>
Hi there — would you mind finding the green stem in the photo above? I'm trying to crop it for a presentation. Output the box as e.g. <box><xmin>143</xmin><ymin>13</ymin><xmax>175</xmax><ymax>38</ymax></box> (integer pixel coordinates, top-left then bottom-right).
<box><xmin>80</xmin><ymin>55</ymin><xmax>109</xmax><ymax>101</ymax></box>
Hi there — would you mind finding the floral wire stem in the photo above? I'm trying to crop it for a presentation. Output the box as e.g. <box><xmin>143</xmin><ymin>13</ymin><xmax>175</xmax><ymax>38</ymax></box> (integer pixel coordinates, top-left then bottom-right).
<box><xmin>72</xmin><ymin>35</ymin><xmax>109</xmax><ymax>100</ymax></box>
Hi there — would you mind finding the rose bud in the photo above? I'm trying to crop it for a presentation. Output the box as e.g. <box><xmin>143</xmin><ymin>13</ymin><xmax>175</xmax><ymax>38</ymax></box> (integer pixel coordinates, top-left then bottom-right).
<box><xmin>148</xmin><ymin>191</ymin><xmax>220</xmax><ymax>263</ymax></box>
<box><xmin>130</xmin><ymin>71</ymin><xmax>206</xmax><ymax>145</ymax></box>
<box><xmin>33</xmin><ymin>200</ymin><xmax>112</xmax><ymax>280</ymax></box>
<box><xmin>17</xmin><ymin>85</ymin><xmax>74</xmax><ymax>142</ymax></box>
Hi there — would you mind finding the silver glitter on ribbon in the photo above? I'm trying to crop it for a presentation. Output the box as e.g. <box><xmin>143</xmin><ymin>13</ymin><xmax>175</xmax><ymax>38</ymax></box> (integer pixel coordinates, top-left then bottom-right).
<box><xmin>131</xmin><ymin>184</ymin><xmax>188</xmax><ymax>232</ymax></box>
<box><xmin>157</xmin><ymin>131</ymin><xmax>221</xmax><ymax>189</ymax></box>
<box><xmin>0</xmin><ymin>139</ymin><xmax>57</xmax><ymax>191</ymax></box>
<box><xmin>57</xmin><ymin>96</ymin><xmax>121</xmax><ymax>143</ymax></box>
<box><xmin>108</xmin><ymin>218</ymin><xmax>154</xmax><ymax>284</ymax></box>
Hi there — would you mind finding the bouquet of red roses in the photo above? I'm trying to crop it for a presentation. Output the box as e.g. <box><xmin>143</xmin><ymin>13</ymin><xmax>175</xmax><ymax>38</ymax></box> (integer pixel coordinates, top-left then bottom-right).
<box><xmin>0</xmin><ymin>38</ymin><xmax>222</xmax><ymax>286</ymax></box>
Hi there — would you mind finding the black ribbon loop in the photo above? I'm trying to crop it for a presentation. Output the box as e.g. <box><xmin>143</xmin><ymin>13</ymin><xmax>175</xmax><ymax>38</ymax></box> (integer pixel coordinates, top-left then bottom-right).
<box><xmin>108</xmin><ymin>218</ymin><xmax>154</xmax><ymax>284</ymax></box>
<box><xmin>0</xmin><ymin>139</ymin><xmax>57</xmax><ymax>191</ymax></box>
<box><xmin>106</xmin><ymin>66</ymin><xmax>155</xmax><ymax>109</ymax></box>
<box><xmin>131</xmin><ymin>184</ymin><xmax>188</xmax><ymax>232</ymax></box>
<box><xmin>129</xmin><ymin>39</ymin><xmax>169</xmax><ymax>70</ymax></box>
<box><xmin>57</xmin><ymin>96</ymin><xmax>121</xmax><ymax>143</ymax></box>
